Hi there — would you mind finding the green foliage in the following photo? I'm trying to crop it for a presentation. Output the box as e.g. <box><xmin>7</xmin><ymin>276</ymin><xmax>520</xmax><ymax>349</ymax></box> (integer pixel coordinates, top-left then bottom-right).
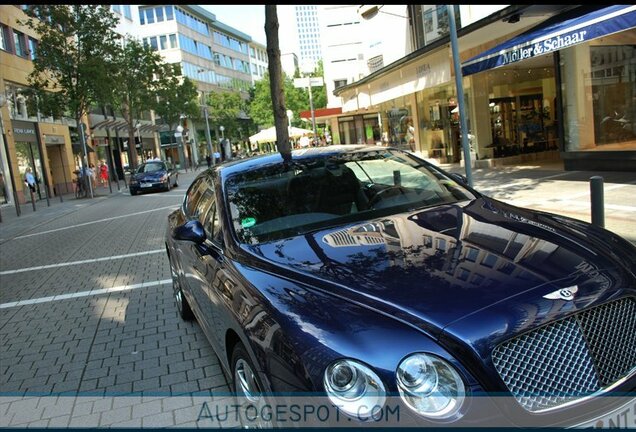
<box><xmin>20</xmin><ymin>5</ymin><xmax>120</xmax><ymax>123</ymax></box>
<box><xmin>154</xmin><ymin>71</ymin><xmax>200</xmax><ymax>131</ymax></box>
<box><xmin>111</xmin><ymin>36</ymin><xmax>166</xmax><ymax>125</ymax></box>
<box><xmin>204</xmin><ymin>91</ymin><xmax>248</xmax><ymax>140</ymax></box>
<box><xmin>247</xmin><ymin>69</ymin><xmax>327</xmax><ymax>130</ymax></box>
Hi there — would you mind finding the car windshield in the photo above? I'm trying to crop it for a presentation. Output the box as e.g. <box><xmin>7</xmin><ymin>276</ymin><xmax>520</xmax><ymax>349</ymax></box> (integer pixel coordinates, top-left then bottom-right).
<box><xmin>137</xmin><ymin>162</ymin><xmax>165</xmax><ymax>173</ymax></box>
<box><xmin>225</xmin><ymin>149</ymin><xmax>477</xmax><ymax>244</ymax></box>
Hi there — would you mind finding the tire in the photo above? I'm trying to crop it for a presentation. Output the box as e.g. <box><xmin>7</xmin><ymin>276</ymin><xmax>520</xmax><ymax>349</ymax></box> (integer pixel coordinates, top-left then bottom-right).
<box><xmin>171</xmin><ymin>258</ymin><xmax>194</xmax><ymax>320</ymax></box>
<box><xmin>231</xmin><ymin>342</ymin><xmax>273</xmax><ymax>428</ymax></box>
<box><xmin>130</xmin><ymin>189</ymin><xmax>137</xmax><ymax>196</ymax></box>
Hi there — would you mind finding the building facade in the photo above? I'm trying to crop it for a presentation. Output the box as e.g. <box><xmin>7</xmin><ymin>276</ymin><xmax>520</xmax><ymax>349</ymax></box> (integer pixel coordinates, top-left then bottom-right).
<box><xmin>329</xmin><ymin>5</ymin><xmax>636</xmax><ymax>171</ymax></box>
<box><xmin>0</xmin><ymin>5</ymin><xmax>76</xmax><ymax>206</ymax></box>
<box><xmin>135</xmin><ymin>5</ymin><xmax>253</xmax><ymax>165</ymax></box>
<box><xmin>248</xmin><ymin>41</ymin><xmax>268</xmax><ymax>84</ymax></box>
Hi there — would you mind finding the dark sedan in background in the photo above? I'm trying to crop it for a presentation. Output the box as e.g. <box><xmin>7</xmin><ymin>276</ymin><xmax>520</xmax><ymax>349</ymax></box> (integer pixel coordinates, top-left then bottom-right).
<box><xmin>165</xmin><ymin>145</ymin><xmax>635</xmax><ymax>427</ymax></box>
<box><xmin>129</xmin><ymin>160</ymin><xmax>178</xmax><ymax>195</ymax></box>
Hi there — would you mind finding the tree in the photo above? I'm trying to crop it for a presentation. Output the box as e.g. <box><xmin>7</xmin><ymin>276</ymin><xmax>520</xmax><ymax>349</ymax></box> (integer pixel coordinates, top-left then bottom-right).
<box><xmin>248</xmin><ymin>62</ymin><xmax>327</xmax><ymax>132</ymax></box>
<box><xmin>205</xmin><ymin>91</ymin><xmax>247</xmax><ymax>141</ymax></box>
<box><xmin>264</xmin><ymin>5</ymin><xmax>291</xmax><ymax>162</ymax></box>
<box><xmin>111</xmin><ymin>36</ymin><xmax>169</xmax><ymax>169</ymax></box>
<box><xmin>153</xmin><ymin>65</ymin><xmax>200</xmax><ymax>132</ymax></box>
<box><xmin>21</xmin><ymin>5</ymin><xmax>120</xmax><ymax>168</ymax></box>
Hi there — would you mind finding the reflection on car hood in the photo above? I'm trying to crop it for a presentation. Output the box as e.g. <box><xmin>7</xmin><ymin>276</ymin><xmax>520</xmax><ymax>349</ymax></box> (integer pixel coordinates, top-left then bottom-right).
<box><xmin>243</xmin><ymin>198</ymin><xmax>635</xmax><ymax>335</ymax></box>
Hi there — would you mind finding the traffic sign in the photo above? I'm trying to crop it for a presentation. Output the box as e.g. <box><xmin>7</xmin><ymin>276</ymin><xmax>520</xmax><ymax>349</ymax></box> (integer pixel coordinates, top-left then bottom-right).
<box><xmin>293</xmin><ymin>77</ymin><xmax>324</xmax><ymax>88</ymax></box>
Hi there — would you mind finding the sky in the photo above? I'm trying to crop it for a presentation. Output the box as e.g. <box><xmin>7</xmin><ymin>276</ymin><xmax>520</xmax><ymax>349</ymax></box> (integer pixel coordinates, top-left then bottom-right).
<box><xmin>200</xmin><ymin>4</ymin><xmax>267</xmax><ymax>46</ymax></box>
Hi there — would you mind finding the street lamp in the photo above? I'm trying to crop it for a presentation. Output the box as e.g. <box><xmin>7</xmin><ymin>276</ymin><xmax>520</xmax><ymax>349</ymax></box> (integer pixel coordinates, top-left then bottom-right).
<box><xmin>300</xmin><ymin>59</ymin><xmax>318</xmax><ymax>144</ymax></box>
<box><xmin>219</xmin><ymin>125</ymin><xmax>225</xmax><ymax>139</ymax></box>
<box><xmin>175</xmin><ymin>124</ymin><xmax>187</xmax><ymax>172</ymax></box>
<box><xmin>135</xmin><ymin>123</ymin><xmax>142</xmax><ymax>161</ymax></box>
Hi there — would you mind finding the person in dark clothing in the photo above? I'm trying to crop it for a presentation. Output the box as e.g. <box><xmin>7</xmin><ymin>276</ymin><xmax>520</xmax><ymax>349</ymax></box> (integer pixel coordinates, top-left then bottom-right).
<box><xmin>205</xmin><ymin>154</ymin><xmax>212</xmax><ymax>168</ymax></box>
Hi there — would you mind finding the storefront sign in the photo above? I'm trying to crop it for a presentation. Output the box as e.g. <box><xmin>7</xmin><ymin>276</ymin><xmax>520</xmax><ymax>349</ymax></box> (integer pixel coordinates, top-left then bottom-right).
<box><xmin>44</xmin><ymin>134</ymin><xmax>65</xmax><ymax>145</ymax></box>
<box><xmin>11</xmin><ymin>120</ymin><xmax>37</xmax><ymax>142</ymax></box>
<box><xmin>501</xmin><ymin>30</ymin><xmax>588</xmax><ymax>66</ymax></box>
<box><xmin>462</xmin><ymin>5</ymin><xmax>636</xmax><ymax>76</ymax></box>
<box><xmin>416</xmin><ymin>64</ymin><xmax>431</xmax><ymax>78</ymax></box>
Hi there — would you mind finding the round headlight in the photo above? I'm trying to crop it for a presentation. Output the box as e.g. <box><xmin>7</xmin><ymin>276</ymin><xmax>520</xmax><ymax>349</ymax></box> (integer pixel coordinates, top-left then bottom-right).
<box><xmin>396</xmin><ymin>353</ymin><xmax>465</xmax><ymax>419</ymax></box>
<box><xmin>324</xmin><ymin>359</ymin><xmax>385</xmax><ymax>419</ymax></box>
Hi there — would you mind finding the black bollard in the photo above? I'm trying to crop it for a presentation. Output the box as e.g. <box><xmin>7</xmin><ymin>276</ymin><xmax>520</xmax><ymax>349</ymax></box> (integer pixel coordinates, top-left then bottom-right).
<box><xmin>590</xmin><ymin>176</ymin><xmax>604</xmax><ymax>228</ymax></box>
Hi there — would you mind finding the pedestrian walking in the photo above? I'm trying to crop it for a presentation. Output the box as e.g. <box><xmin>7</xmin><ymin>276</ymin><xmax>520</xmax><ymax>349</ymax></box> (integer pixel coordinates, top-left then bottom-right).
<box><xmin>205</xmin><ymin>154</ymin><xmax>212</xmax><ymax>168</ymax></box>
<box><xmin>24</xmin><ymin>167</ymin><xmax>36</xmax><ymax>201</ymax></box>
<box><xmin>99</xmin><ymin>161</ymin><xmax>109</xmax><ymax>187</ymax></box>
<box><xmin>88</xmin><ymin>163</ymin><xmax>97</xmax><ymax>189</ymax></box>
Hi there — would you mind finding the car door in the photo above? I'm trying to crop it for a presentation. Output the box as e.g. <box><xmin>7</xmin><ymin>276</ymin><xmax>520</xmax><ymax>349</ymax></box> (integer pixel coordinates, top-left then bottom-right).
<box><xmin>174</xmin><ymin>177</ymin><xmax>210</xmax><ymax>323</ymax></box>
<box><xmin>193</xmin><ymin>194</ymin><xmax>227</xmax><ymax>352</ymax></box>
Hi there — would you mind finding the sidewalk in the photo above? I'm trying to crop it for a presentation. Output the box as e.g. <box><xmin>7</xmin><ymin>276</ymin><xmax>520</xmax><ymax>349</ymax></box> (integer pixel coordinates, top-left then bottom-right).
<box><xmin>0</xmin><ymin>181</ymin><xmax>127</xmax><ymax>243</ymax></box>
<box><xmin>441</xmin><ymin>161</ymin><xmax>636</xmax><ymax>244</ymax></box>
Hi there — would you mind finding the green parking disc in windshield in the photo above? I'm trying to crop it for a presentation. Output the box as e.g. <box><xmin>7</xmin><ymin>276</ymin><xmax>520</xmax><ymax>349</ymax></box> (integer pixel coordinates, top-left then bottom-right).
<box><xmin>241</xmin><ymin>217</ymin><xmax>256</xmax><ymax>228</ymax></box>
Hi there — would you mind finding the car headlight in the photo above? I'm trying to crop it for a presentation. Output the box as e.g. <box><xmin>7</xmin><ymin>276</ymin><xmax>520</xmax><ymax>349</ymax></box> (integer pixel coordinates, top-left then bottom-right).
<box><xmin>324</xmin><ymin>359</ymin><xmax>386</xmax><ymax>419</ymax></box>
<box><xmin>161</xmin><ymin>174</ymin><xmax>168</xmax><ymax>182</ymax></box>
<box><xmin>396</xmin><ymin>353</ymin><xmax>465</xmax><ymax>419</ymax></box>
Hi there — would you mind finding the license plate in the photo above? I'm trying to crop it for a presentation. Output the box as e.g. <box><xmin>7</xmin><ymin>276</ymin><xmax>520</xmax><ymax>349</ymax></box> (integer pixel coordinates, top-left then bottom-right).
<box><xmin>140</xmin><ymin>183</ymin><xmax>152</xmax><ymax>188</ymax></box>
<box><xmin>573</xmin><ymin>397</ymin><xmax>636</xmax><ymax>428</ymax></box>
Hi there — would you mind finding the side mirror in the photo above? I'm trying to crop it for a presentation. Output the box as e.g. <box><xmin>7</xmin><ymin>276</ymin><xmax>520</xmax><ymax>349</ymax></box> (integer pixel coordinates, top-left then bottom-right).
<box><xmin>172</xmin><ymin>220</ymin><xmax>206</xmax><ymax>244</ymax></box>
<box><xmin>449</xmin><ymin>173</ymin><xmax>468</xmax><ymax>185</ymax></box>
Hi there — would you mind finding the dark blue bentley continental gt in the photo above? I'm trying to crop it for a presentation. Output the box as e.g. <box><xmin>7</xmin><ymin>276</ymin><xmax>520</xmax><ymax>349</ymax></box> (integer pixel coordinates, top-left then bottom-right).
<box><xmin>165</xmin><ymin>145</ymin><xmax>635</xmax><ymax>427</ymax></box>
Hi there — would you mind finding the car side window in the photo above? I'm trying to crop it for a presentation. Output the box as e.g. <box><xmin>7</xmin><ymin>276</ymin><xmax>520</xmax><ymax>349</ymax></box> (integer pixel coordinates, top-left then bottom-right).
<box><xmin>183</xmin><ymin>177</ymin><xmax>209</xmax><ymax>218</ymax></box>
<box><xmin>202</xmin><ymin>201</ymin><xmax>221</xmax><ymax>243</ymax></box>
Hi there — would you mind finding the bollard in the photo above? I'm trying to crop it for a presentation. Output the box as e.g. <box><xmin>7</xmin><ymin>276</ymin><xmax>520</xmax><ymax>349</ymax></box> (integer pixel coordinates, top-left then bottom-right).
<box><xmin>590</xmin><ymin>176</ymin><xmax>604</xmax><ymax>228</ymax></box>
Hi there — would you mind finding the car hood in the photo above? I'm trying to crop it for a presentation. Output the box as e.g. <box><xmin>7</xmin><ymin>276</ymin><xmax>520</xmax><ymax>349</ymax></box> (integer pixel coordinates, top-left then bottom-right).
<box><xmin>242</xmin><ymin>198</ymin><xmax>635</xmax><ymax>336</ymax></box>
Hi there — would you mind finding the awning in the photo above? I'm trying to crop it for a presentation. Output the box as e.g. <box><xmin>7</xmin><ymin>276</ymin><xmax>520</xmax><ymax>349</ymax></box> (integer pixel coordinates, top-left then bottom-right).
<box><xmin>462</xmin><ymin>5</ymin><xmax>636</xmax><ymax>76</ymax></box>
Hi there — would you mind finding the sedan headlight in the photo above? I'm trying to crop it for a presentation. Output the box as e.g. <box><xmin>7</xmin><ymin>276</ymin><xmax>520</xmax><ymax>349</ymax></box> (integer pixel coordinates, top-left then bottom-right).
<box><xmin>324</xmin><ymin>359</ymin><xmax>386</xmax><ymax>419</ymax></box>
<box><xmin>396</xmin><ymin>353</ymin><xmax>465</xmax><ymax>419</ymax></box>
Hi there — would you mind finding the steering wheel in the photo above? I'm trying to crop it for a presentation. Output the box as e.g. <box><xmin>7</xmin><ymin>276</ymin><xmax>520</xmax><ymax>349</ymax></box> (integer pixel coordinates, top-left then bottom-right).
<box><xmin>368</xmin><ymin>186</ymin><xmax>408</xmax><ymax>208</ymax></box>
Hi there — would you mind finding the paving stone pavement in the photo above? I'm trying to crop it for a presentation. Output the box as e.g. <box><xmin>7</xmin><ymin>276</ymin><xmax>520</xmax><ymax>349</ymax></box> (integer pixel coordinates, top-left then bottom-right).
<box><xmin>0</xmin><ymin>160</ymin><xmax>634</xmax><ymax>427</ymax></box>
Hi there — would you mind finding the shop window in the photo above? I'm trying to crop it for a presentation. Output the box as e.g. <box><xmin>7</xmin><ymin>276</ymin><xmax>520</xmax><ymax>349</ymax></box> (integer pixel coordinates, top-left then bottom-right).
<box><xmin>589</xmin><ymin>45</ymin><xmax>636</xmax><ymax>148</ymax></box>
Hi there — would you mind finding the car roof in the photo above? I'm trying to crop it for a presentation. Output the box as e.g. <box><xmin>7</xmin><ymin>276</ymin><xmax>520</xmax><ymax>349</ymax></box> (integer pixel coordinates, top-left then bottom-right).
<box><xmin>217</xmin><ymin>145</ymin><xmax>386</xmax><ymax>178</ymax></box>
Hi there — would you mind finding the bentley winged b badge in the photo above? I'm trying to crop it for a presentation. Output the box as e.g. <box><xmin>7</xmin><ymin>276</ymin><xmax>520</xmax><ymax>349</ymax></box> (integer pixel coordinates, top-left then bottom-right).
<box><xmin>543</xmin><ymin>285</ymin><xmax>579</xmax><ymax>301</ymax></box>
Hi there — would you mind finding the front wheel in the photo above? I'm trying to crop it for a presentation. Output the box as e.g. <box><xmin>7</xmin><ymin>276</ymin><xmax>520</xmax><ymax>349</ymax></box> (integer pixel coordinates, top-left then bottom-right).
<box><xmin>231</xmin><ymin>342</ymin><xmax>273</xmax><ymax>428</ymax></box>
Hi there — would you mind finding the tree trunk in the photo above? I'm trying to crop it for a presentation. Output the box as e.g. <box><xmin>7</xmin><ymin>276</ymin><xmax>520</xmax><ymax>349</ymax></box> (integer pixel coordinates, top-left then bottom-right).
<box><xmin>265</xmin><ymin>5</ymin><xmax>291</xmax><ymax>162</ymax></box>
<box><xmin>124</xmin><ymin>103</ymin><xmax>138</xmax><ymax>170</ymax></box>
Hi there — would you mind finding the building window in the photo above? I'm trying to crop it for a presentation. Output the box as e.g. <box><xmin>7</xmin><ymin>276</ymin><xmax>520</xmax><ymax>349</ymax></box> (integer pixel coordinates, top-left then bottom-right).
<box><xmin>139</xmin><ymin>8</ymin><xmax>145</xmax><ymax>25</ymax></box>
<box><xmin>165</xmin><ymin>5</ymin><xmax>174</xmax><ymax>20</ymax></box>
<box><xmin>149</xmin><ymin>36</ymin><xmax>158</xmax><ymax>51</ymax></box>
<box><xmin>0</xmin><ymin>25</ymin><xmax>10</xmax><ymax>52</ymax></box>
<box><xmin>155</xmin><ymin>6</ymin><xmax>164</xmax><ymax>22</ymax></box>
<box><xmin>159</xmin><ymin>35</ymin><xmax>167</xmax><ymax>50</ymax></box>
<box><xmin>13</xmin><ymin>30</ymin><xmax>27</xmax><ymax>57</ymax></box>
<box><xmin>111</xmin><ymin>4</ymin><xmax>121</xmax><ymax>15</ymax></box>
<box><xmin>145</xmin><ymin>8</ymin><xmax>155</xmax><ymax>24</ymax></box>
<box><xmin>334</xmin><ymin>79</ymin><xmax>347</xmax><ymax>89</ymax></box>
<box><xmin>28</xmin><ymin>37</ymin><xmax>37</xmax><ymax>60</ymax></box>
<box><xmin>123</xmin><ymin>5</ymin><xmax>132</xmax><ymax>20</ymax></box>
<box><xmin>169</xmin><ymin>33</ymin><xmax>177</xmax><ymax>48</ymax></box>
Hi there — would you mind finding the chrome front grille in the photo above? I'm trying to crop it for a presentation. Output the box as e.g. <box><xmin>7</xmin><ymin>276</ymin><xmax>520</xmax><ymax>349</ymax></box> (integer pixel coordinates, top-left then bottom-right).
<box><xmin>492</xmin><ymin>297</ymin><xmax>636</xmax><ymax>412</ymax></box>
